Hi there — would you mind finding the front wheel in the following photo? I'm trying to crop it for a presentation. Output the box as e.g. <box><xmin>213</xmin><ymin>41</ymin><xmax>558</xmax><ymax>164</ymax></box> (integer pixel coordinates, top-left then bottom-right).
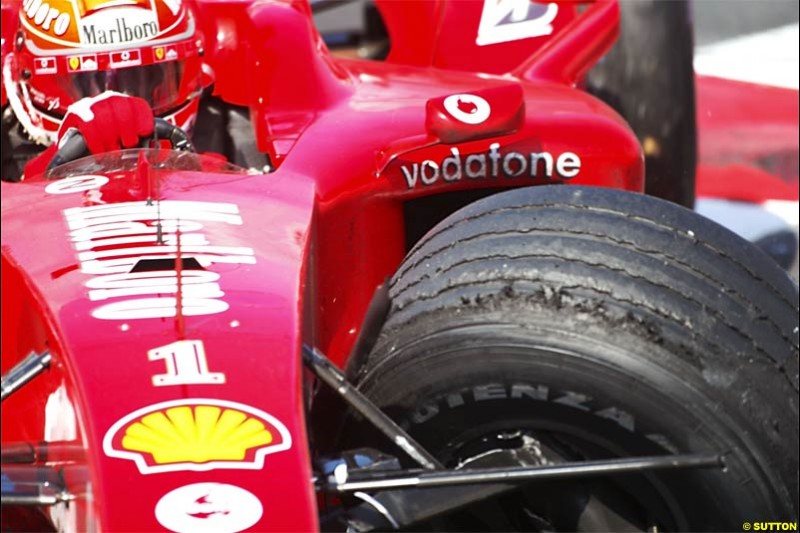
<box><xmin>354</xmin><ymin>185</ymin><xmax>798</xmax><ymax>531</ymax></box>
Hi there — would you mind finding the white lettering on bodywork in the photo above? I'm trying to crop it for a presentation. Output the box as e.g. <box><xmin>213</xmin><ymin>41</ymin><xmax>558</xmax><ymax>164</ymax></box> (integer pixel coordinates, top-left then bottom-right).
<box><xmin>149</xmin><ymin>340</ymin><xmax>225</xmax><ymax>386</ymax></box>
<box><xmin>64</xmin><ymin>201</ymin><xmax>255</xmax><ymax>320</ymax></box>
<box><xmin>398</xmin><ymin>147</ymin><xmax>581</xmax><ymax>189</ymax></box>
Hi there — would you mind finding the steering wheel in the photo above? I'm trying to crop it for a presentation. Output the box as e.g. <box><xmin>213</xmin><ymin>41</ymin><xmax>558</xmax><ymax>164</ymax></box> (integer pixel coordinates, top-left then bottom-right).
<box><xmin>46</xmin><ymin>118</ymin><xmax>195</xmax><ymax>172</ymax></box>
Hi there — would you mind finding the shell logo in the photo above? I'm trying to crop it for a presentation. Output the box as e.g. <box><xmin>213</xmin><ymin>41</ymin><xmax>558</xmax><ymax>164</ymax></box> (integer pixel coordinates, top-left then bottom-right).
<box><xmin>103</xmin><ymin>399</ymin><xmax>292</xmax><ymax>474</ymax></box>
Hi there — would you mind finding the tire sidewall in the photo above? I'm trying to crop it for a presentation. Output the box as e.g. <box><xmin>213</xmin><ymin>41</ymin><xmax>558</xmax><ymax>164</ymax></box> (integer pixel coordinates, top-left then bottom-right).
<box><xmin>361</xmin><ymin>316</ymin><xmax>793</xmax><ymax>529</ymax></box>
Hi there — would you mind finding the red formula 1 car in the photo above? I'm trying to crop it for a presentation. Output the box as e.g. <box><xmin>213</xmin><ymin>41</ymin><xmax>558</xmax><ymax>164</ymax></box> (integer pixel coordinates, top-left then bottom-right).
<box><xmin>1</xmin><ymin>0</ymin><xmax>798</xmax><ymax>531</ymax></box>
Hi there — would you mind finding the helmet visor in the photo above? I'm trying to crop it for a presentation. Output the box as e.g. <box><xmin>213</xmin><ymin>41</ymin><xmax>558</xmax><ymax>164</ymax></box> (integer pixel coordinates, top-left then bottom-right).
<box><xmin>28</xmin><ymin>61</ymin><xmax>198</xmax><ymax>117</ymax></box>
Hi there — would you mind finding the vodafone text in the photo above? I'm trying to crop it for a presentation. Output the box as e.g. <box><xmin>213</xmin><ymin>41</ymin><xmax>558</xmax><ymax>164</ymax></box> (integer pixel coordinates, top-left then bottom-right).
<box><xmin>399</xmin><ymin>144</ymin><xmax>581</xmax><ymax>189</ymax></box>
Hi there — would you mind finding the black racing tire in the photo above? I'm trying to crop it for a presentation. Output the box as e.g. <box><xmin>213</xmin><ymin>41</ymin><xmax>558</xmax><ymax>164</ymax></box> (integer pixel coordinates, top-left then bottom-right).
<box><xmin>355</xmin><ymin>185</ymin><xmax>798</xmax><ymax>531</ymax></box>
<box><xmin>586</xmin><ymin>0</ymin><xmax>697</xmax><ymax>209</ymax></box>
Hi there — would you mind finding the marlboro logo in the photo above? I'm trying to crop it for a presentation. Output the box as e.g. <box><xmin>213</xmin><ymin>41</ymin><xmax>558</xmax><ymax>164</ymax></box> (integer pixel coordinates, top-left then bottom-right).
<box><xmin>81</xmin><ymin>17</ymin><xmax>158</xmax><ymax>45</ymax></box>
<box><xmin>21</xmin><ymin>0</ymin><xmax>71</xmax><ymax>37</ymax></box>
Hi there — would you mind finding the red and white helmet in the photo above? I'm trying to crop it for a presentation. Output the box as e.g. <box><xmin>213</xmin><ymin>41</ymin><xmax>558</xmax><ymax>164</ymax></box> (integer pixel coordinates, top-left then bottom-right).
<box><xmin>4</xmin><ymin>0</ymin><xmax>206</xmax><ymax>145</ymax></box>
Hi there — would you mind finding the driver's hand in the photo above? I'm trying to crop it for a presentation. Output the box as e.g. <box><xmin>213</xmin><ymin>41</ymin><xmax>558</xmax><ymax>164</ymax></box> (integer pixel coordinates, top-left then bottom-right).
<box><xmin>58</xmin><ymin>91</ymin><xmax>154</xmax><ymax>154</ymax></box>
<box><xmin>22</xmin><ymin>92</ymin><xmax>154</xmax><ymax>180</ymax></box>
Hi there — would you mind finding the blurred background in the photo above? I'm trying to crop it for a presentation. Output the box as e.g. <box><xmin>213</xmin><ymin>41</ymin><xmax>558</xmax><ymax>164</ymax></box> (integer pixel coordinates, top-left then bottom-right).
<box><xmin>692</xmin><ymin>1</ymin><xmax>798</xmax><ymax>280</ymax></box>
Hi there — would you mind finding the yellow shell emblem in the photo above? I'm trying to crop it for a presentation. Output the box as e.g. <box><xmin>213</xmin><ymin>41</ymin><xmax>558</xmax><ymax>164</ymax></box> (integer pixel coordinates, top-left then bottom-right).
<box><xmin>103</xmin><ymin>399</ymin><xmax>292</xmax><ymax>474</ymax></box>
<box><xmin>122</xmin><ymin>405</ymin><xmax>272</xmax><ymax>463</ymax></box>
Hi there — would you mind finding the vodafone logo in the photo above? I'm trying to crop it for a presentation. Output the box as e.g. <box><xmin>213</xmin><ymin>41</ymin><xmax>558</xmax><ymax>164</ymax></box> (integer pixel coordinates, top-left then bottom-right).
<box><xmin>109</xmin><ymin>49</ymin><xmax>142</xmax><ymax>68</ymax></box>
<box><xmin>155</xmin><ymin>483</ymin><xmax>263</xmax><ymax>533</ymax></box>
<box><xmin>443</xmin><ymin>94</ymin><xmax>491</xmax><ymax>125</ymax></box>
<box><xmin>34</xmin><ymin>57</ymin><xmax>57</xmax><ymax>74</ymax></box>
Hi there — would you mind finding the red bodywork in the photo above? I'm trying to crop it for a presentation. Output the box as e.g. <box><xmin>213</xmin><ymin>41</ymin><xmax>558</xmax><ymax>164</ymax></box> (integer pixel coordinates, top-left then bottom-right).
<box><xmin>1</xmin><ymin>1</ymin><xmax>644</xmax><ymax>530</ymax></box>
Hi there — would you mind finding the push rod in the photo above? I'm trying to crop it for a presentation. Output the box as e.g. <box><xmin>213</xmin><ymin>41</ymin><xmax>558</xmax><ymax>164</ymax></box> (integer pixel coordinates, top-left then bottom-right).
<box><xmin>302</xmin><ymin>345</ymin><xmax>442</xmax><ymax>470</ymax></box>
<box><xmin>1</xmin><ymin>351</ymin><xmax>51</xmax><ymax>402</ymax></box>
<box><xmin>326</xmin><ymin>453</ymin><xmax>724</xmax><ymax>493</ymax></box>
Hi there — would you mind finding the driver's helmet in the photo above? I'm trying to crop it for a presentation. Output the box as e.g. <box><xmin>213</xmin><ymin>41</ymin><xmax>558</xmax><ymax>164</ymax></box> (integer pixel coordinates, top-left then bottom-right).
<box><xmin>5</xmin><ymin>0</ymin><xmax>205</xmax><ymax>145</ymax></box>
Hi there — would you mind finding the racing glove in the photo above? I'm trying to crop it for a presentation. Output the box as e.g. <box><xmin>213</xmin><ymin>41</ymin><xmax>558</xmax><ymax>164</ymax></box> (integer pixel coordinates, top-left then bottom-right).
<box><xmin>24</xmin><ymin>92</ymin><xmax>154</xmax><ymax>179</ymax></box>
